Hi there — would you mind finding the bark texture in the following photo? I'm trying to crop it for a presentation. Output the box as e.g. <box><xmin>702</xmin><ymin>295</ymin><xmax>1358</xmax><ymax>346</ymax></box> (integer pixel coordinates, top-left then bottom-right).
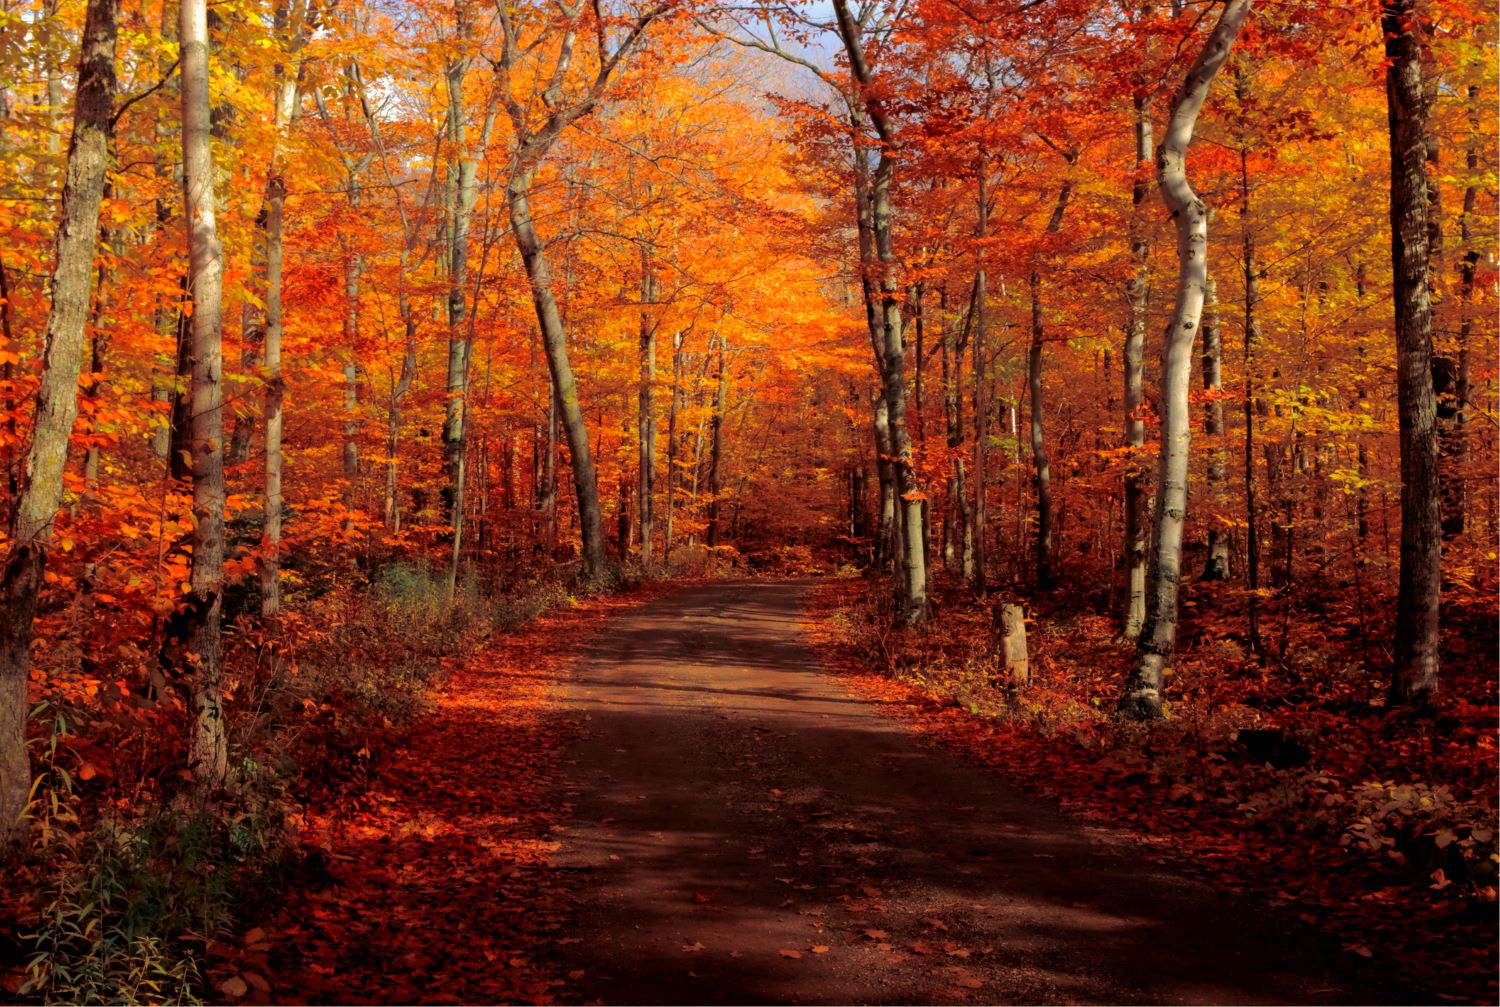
<box><xmin>1382</xmin><ymin>0</ymin><xmax>1441</xmax><ymax>706</ymax></box>
<box><xmin>1122</xmin><ymin>0</ymin><xmax>1252</xmax><ymax>720</ymax></box>
<box><xmin>638</xmin><ymin>250</ymin><xmax>657</xmax><ymax>567</ymax></box>
<box><xmin>832</xmin><ymin>0</ymin><xmax>926</xmax><ymax>624</ymax></box>
<box><xmin>181</xmin><ymin>0</ymin><xmax>229</xmax><ymax>785</ymax></box>
<box><xmin>1122</xmin><ymin>89</ymin><xmax>1151</xmax><ymax>639</ymax></box>
<box><xmin>0</xmin><ymin>0</ymin><xmax>119</xmax><ymax>841</ymax></box>
<box><xmin>1201</xmin><ymin>276</ymin><xmax>1231</xmax><ymax>579</ymax></box>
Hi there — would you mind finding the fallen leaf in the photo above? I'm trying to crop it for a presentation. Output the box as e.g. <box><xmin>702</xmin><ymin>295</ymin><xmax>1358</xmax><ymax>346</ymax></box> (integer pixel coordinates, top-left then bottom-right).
<box><xmin>683</xmin><ymin>941</ymin><xmax>705</xmax><ymax>952</ymax></box>
<box><xmin>778</xmin><ymin>948</ymin><xmax>803</xmax><ymax>959</ymax></box>
<box><xmin>863</xmin><ymin>929</ymin><xmax>888</xmax><ymax>940</ymax></box>
<box><xmin>219</xmin><ymin>976</ymin><xmax>249</xmax><ymax>999</ymax></box>
<box><xmin>811</xmin><ymin>945</ymin><xmax>830</xmax><ymax>954</ymax></box>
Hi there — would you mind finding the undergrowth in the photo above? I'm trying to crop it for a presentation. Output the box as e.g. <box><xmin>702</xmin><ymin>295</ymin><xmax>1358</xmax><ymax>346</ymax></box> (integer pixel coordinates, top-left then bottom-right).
<box><xmin>2</xmin><ymin>563</ymin><xmax>583</xmax><ymax>1004</ymax></box>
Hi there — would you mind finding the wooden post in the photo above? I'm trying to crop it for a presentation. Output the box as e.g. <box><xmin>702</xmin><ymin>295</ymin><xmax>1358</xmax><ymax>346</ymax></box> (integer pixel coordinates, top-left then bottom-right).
<box><xmin>994</xmin><ymin>602</ymin><xmax>1029</xmax><ymax>688</ymax></box>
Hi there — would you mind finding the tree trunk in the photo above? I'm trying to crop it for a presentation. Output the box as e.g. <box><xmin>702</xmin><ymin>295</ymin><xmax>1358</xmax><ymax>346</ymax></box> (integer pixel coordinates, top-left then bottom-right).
<box><xmin>1382</xmin><ymin>0</ymin><xmax>1441</xmax><ymax>706</ymax></box>
<box><xmin>231</xmin><ymin>211</ymin><xmax>267</xmax><ymax>467</ymax></box>
<box><xmin>875</xmin><ymin>172</ymin><xmax>925</xmax><ymax>626</ymax></box>
<box><xmin>1121</xmin><ymin>0</ymin><xmax>1252</xmax><ymax>720</ymax></box>
<box><xmin>1028</xmin><ymin>172</ymin><xmax>1074</xmax><ymax>591</ymax></box>
<box><xmin>42</xmin><ymin>0</ymin><xmax>63</xmax><ymax>158</ymax></box>
<box><xmin>230</xmin><ymin>11</ymin><xmax>303</xmax><ymax>467</ymax></box>
<box><xmin>832</xmin><ymin>0</ymin><xmax>926</xmax><ymax>623</ymax></box>
<box><xmin>342</xmin><ymin>197</ymin><xmax>362</xmax><ymax>489</ymax></box>
<box><xmin>1201</xmin><ymin>276</ymin><xmax>1231</xmax><ymax>579</ymax></box>
<box><xmin>81</xmin><ymin>214</ymin><xmax>115</xmax><ymax>492</ymax></box>
<box><xmin>1027</xmin><ymin>271</ymin><xmax>1053</xmax><ymax>590</ymax></box>
<box><xmin>180</xmin><ymin>0</ymin><xmax>229</xmax><ymax>784</ymax></box>
<box><xmin>873</xmin><ymin>393</ymin><xmax>896</xmax><ymax>568</ymax></box>
<box><xmin>1438</xmin><ymin>81</ymin><xmax>1480</xmax><ymax>538</ymax></box>
<box><xmin>1446</xmin><ymin>82</ymin><xmax>1480</xmax><ymax>538</ymax></box>
<box><xmin>259</xmin><ymin>169</ymin><xmax>287</xmax><ymax>614</ymax></box>
<box><xmin>1</xmin><ymin>261</ymin><xmax>21</xmax><ymax>519</ymax></box>
<box><xmin>167</xmin><ymin>290</ymin><xmax>193</xmax><ymax>481</ymax></box>
<box><xmin>1236</xmin><ymin>67</ymin><xmax>1265</xmax><ymax>658</ymax></box>
<box><xmin>942</xmin><ymin>285</ymin><xmax>973</xmax><ymax>580</ymax></box>
<box><xmin>665</xmin><ymin>330</ymin><xmax>682</xmax><ymax>566</ymax></box>
<box><xmin>971</xmin><ymin>172</ymin><xmax>988</xmax><ymax>595</ymax></box>
<box><xmin>0</xmin><ymin>0</ymin><xmax>118</xmax><ymax>842</ymax></box>
<box><xmin>385</xmin><ymin>331</ymin><xmax>415</xmax><ymax>532</ymax></box>
<box><xmin>851</xmin><ymin>139</ymin><xmax>894</xmax><ymax>572</ymax></box>
<box><xmin>508</xmin><ymin>169</ymin><xmax>606</xmax><ymax>582</ymax></box>
<box><xmin>441</xmin><ymin>7</ymin><xmax>495</xmax><ymax>595</ymax></box>
<box><xmin>1122</xmin><ymin>90</ymin><xmax>1151</xmax><ymax>639</ymax></box>
<box><xmin>707</xmin><ymin>335</ymin><xmax>727</xmax><ymax>548</ymax></box>
<box><xmin>638</xmin><ymin>249</ymin><xmax>656</xmax><ymax>568</ymax></box>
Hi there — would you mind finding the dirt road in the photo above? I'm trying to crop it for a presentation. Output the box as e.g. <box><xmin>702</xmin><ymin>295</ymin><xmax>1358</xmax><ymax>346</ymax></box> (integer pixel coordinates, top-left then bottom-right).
<box><xmin>549</xmin><ymin>580</ymin><xmax>1401</xmax><ymax>1005</ymax></box>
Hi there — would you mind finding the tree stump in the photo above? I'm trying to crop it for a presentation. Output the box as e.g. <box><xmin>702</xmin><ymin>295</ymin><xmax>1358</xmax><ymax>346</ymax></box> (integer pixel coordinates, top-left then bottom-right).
<box><xmin>993</xmin><ymin>602</ymin><xmax>1029</xmax><ymax>688</ymax></box>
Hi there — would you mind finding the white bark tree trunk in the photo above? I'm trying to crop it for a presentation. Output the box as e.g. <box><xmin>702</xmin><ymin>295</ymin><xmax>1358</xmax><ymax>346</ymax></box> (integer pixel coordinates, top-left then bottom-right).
<box><xmin>180</xmin><ymin>0</ymin><xmax>229</xmax><ymax>783</ymax></box>
<box><xmin>1122</xmin><ymin>89</ymin><xmax>1151</xmax><ymax>638</ymax></box>
<box><xmin>1121</xmin><ymin>0</ymin><xmax>1252</xmax><ymax>720</ymax></box>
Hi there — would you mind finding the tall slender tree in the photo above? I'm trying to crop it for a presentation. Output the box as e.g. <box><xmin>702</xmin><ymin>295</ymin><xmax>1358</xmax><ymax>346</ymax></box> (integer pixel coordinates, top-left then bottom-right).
<box><xmin>493</xmin><ymin>0</ymin><xmax>671</xmax><ymax>584</ymax></box>
<box><xmin>180</xmin><ymin>0</ymin><xmax>229</xmax><ymax>784</ymax></box>
<box><xmin>0</xmin><ymin>0</ymin><xmax>120</xmax><ymax>840</ymax></box>
<box><xmin>1122</xmin><ymin>0</ymin><xmax>1252</xmax><ymax>720</ymax></box>
<box><xmin>1382</xmin><ymin>0</ymin><xmax>1440</xmax><ymax>706</ymax></box>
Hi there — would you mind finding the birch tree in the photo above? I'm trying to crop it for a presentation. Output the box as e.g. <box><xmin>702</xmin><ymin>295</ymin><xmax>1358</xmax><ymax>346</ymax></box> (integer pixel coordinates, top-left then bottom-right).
<box><xmin>256</xmin><ymin>1</ymin><xmax>311</xmax><ymax>615</ymax></box>
<box><xmin>1121</xmin><ymin>74</ymin><xmax>1151</xmax><ymax>638</ymax></box>
<box><xmin>1121</xmin><ymin>0</ymin><xmax>1251</xmax><ymax>720</ymax></box>
<box><xmin>179</xmin><ymin>0</ymin><xmax>229</xmax><ymax>783</ymax></box>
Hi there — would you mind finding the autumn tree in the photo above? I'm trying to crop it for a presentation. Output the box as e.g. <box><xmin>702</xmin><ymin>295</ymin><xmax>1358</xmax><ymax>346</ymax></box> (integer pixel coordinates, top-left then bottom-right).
<box><xmin>1382</xmin><ymin>0</ymin><xmax>1440</xmax><ymax>706</ymax></box>
<box><xmin>491</xmin><ymin>0</ymin><xmax>676</xmax><ymax>584</ymax></box>
<box><xmin>0</xmin><ymin>0</ymin><xmax>119</xmax><ymax>839</ymax></box>
<box><xmin>1121</xmin><ymin>0</ymin><xmax>1251</xmax><ymax>720</ymax></box>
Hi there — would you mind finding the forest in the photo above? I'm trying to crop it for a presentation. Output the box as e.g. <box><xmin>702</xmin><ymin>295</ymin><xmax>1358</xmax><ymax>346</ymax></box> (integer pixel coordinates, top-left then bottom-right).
<box><xmin>0</xmin><ymin>0</ymin><xmax>1495</xmax><ymax>1002</ymax></box>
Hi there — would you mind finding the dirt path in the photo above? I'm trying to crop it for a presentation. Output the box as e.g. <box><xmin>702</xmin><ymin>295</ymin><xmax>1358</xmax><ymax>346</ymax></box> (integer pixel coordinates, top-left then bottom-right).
<box><xmin>549</xmin><ymin>579</ymin><xmax>1404</xmax><ymax>1006</ymax></box>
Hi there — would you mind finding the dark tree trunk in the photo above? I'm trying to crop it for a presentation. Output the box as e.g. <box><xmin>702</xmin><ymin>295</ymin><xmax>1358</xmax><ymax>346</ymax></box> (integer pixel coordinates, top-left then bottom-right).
<box><xmin>1383</xmin><ymin>0</ymin><xmax>1441</xmax><ymax>706</ymax></box>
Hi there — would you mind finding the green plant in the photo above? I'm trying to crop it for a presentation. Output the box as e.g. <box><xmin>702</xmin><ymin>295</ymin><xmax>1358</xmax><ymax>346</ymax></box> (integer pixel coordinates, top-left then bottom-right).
<box><xmin>22</xmin><ymin>797</ymin><xmax>289</xmax><ymax>1005</ymax></box>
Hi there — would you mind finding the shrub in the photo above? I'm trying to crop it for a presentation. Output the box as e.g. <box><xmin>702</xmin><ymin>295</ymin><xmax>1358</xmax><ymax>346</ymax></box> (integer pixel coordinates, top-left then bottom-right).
<box><xmin>24</xmin><ymin>796</ymin><xmax>291</xmax><ymax>1005</ymax></box>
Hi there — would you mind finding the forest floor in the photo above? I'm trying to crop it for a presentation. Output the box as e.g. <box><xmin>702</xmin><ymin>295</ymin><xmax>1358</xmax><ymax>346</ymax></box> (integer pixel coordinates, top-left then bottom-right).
<box><xmin>269</xmin><ymin>578</ymin><xmax>1422</xmax><ymax>1005</ymax></box>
